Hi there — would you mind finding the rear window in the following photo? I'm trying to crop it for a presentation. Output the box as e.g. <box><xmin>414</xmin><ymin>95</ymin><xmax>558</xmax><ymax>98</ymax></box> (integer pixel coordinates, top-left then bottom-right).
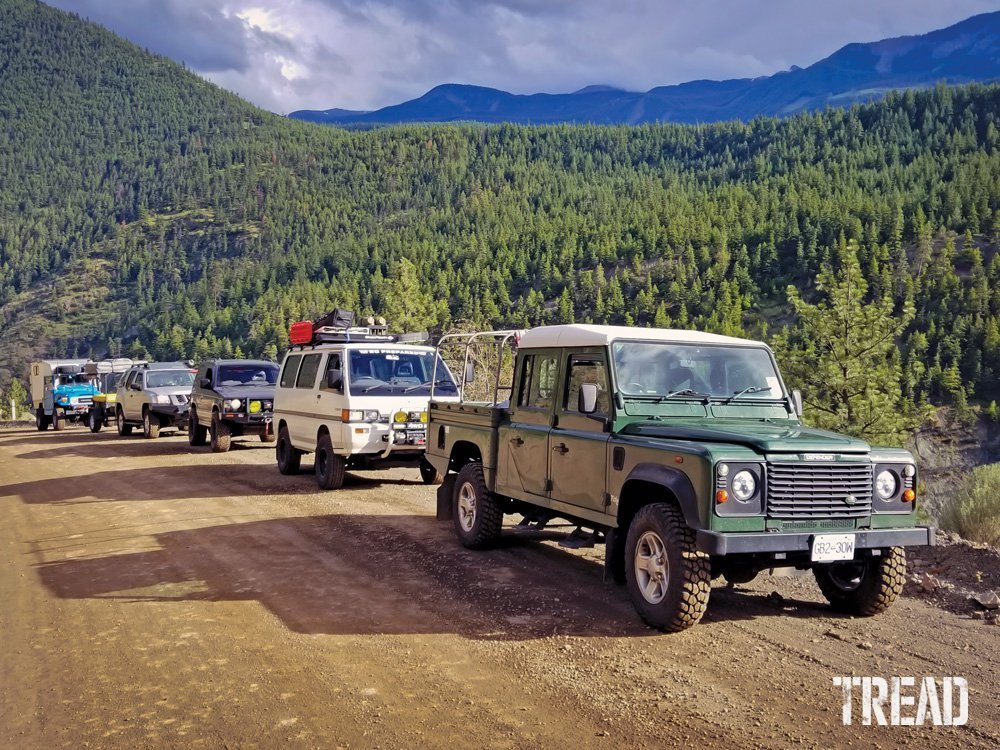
<box><xmin>280</xmin><ymin>355</ymin><xmax>302</xmax><ymax>388</ymax></box>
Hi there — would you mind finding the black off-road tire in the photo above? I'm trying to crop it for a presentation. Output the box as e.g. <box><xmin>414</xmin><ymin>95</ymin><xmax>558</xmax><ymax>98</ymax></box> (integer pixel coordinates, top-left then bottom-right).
<box><xmin>315</xmin><ymin>433</ymin><xmax>346</xmax><ymax>490</ymax></box>
<box><xmin>88</xmin><ymin>408</ymin><xmax>103</xmax><ymax>433</ymax></box>
<box><xmin>210</xmin><ymin>413</ymin><xmax>231</xmax><ymax>453</ymax></box>
<box><xmin>453</xmin><ymin>462</ymin><xmax>503</xmax><ymax>549</ymax></box>
<box><xmin>419</xmin><ymin>458</ymin><xmax>444</xmax><ymax>485</ymax></box>
<box><xmin>276</xmin><ymin>425</ymin><xmax>302</xmax><ymax>474</ymax></box>
<box><xmin>36</xmin><ymin>408</ymin><xmax>50</xmax><ymax>431</ymax></box>
<box><xmin>624</xmin><ymin>503</ymin><xmax>711</xmax><ymax>632</ymax></box>
<box><xmin>188</xmin><ymin>410</ymin><xmax>208</xmax><ymax>446</ymax></box>
<box><xmin>142</xmin><ymin>409</ymin><xmax>161</xmax><ymax>439</ymax></box>
<box><xmin>116</xmin><ymin>407</ymin><xmax>133</xmax><ymax>436</ymax></box>
<box><xmin>52</xmin><ymin>412</ymin><xmax>65</xmax><ymax>431</ymax></box>
<box><xmin>813</xmin><ymin>547</ymin><xmax>906</xmax><ymax>616</ymax></box>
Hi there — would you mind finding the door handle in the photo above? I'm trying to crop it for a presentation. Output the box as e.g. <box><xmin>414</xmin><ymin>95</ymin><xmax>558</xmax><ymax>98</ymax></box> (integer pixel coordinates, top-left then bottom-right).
<box><xmin>509</xmin><ymin>437</ymin><xmax>524</xmax><ymax>446</ymax></box>
<box><xmin>552</xmin><ymin>443</ymin><xmax>568</xmax><ymax>454</ymax></box>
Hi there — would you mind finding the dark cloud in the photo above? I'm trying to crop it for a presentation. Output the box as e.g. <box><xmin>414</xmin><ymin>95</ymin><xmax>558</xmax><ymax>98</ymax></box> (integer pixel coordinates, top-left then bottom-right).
<box><xmin>48</xmin><ymin>0</ymin><xmax>253</xmax><ymax>72</ymax></box>
<box><xmin>43</xmin><ymin>0</ymin><xmax>1000</xmax><ymax>114</ymax></box>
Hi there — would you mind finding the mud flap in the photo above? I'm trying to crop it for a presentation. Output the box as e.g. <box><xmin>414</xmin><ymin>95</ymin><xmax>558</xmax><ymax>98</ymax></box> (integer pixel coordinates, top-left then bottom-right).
<box><xmin>603</xmin><ymin>527</ymin><xmax>626</xmax><ymax>585</ymax></box>
<box><xmin>436</xmin><ymin>474</ymin><xmax>456</xmax><ymax>520</ymax></box>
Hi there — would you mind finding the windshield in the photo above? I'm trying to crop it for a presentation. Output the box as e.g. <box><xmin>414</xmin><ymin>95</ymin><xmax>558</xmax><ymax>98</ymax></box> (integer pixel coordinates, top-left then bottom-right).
<box><xmin>346</xmin><ymin>349</ymin><xmax>458</xmax><ymax>396</ymax></box>
<box><xmin>611</xmin><ymin>342</ymin><xmax>784</xmax><ymax>401</ymax></box>
<box><xmin>55</xmin><ymin>373</ymin><xmax>89</xmax><ymax>387</ymax></box>
<box><xmin>217</xmin><ymin>364</ymin><xmax>279</xmax><ymax>386</ymax></box>
<box><xmin>146</xmin><ymin>370</ymin><xmax>196</xmax><ymax>388</ymax></box>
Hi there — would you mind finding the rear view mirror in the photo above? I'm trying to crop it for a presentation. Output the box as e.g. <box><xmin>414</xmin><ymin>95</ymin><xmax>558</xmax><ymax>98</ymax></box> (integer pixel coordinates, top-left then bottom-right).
<box><xmin>326</xmin><ymin>369</ymin><xmax>343</xmax><ymax>391</ymax></box>
<box><xmin>464</xmin><ymin>362</ymin><xmax>475</xmax><ymax>384</ymax></box>
<box><xmin>199</xmin><ymin>377</ymin><xmax>211</xmax><ymax>389</ymax></box>
<box><xmin>791</xmin><ymin>389</ymin><xmax>803</xmax><ymax>418</ymax></box>
<box><xmin>579</xmin><ymin>383</ymin><xmax>599</xmax><ymax>414</ymax></box>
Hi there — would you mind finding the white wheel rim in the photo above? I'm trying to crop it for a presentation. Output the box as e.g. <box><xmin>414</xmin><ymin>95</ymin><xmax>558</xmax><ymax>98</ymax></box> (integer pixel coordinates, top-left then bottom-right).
<box><xmin>635</xmin><ymin>530</ymin><xmax>669</xmax><ymax>604</ymax></box>
<box><xmin>457</xmin><ymin>482</ymin><xmax>477</xmax><ymax>532</ymax></box>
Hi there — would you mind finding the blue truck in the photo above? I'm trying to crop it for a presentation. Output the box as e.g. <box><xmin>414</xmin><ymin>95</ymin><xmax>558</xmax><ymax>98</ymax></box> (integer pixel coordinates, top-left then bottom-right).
<box><xmin>30</xmin><ymin>359</ymin><xmax>101</xmax><ymax>431</ymax></box>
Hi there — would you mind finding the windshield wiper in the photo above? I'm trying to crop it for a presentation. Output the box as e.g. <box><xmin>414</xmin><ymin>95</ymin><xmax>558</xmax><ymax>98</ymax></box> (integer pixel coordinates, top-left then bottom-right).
<box><xmin>655</xmin><ymin>388</ymin><xmax>711</xmax><ymax>402</ymax></box>
<box><xmin>405</xmin><ymin>378</ymin><xmax>457</xmax><ymax>394</ymax></box>
<box><xmin>724</xmin><ymin>385</ymin><xmax>774</xmax><ymax>403</ymax></box>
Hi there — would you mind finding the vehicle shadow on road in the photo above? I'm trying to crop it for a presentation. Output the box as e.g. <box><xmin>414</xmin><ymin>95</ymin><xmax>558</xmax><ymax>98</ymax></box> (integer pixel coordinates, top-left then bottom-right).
<box><xmin>33</xmin><ymin>513</ymin><xmax>836</xmax><ymax>639</ymax></box>
<box><xmin>1</xmin><ymin>465</ymin><xmax>320</xmax><ymax>503</ymax></box>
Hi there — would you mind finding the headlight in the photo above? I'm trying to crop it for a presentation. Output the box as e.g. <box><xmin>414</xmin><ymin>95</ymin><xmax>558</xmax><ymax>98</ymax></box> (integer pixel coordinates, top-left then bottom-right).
<box><xmin>731</xmin><ymin>470</ymin><xmax>756</xmax><ymax>501</ymax></box>
<box><xmin>154</xmin><ymin>394</ymin><xmax>171</xmax><ymax>404</ymax></box>
<box><xmin>227</xmin><ymin>398</ymin><xmax>242</xmax><ymax>409</ymax></box>
<box><xmin>875</xmin><ymin>470</ymin><xmax>898</xmax><ymax>500</ymax></box>
<box><xmin>342</xmin><ymin>409</ymin><xmax>381</xmax><ymax>422</ymax></box>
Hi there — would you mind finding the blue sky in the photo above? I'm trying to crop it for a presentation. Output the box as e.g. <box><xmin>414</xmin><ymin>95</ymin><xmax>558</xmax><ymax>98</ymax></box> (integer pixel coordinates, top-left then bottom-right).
<box><xmin>47</xmin><ymin>0</ymin><xmax>1000</xmax><ymax>114</ymax></box>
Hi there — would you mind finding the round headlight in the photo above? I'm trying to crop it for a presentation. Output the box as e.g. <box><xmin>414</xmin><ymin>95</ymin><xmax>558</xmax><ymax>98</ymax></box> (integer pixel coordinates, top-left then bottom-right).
<box><xmin>227</xmin><ymin>398</ymin><xmax>242</xmax><ymax>409</ymax></box>
<box><xmin>875</xmin><ymin>470</ymin><xmax>898</xmax><ymax>500</ymax></box>
<box><xmin>717</xmin><ymin>463</ymin><xmax>730</xmax><ymax>477</ymax></box>
<box><xmin>731</xmin><ymin>470</ymin><xmax>756</xmax><ymax>501</ymax></box>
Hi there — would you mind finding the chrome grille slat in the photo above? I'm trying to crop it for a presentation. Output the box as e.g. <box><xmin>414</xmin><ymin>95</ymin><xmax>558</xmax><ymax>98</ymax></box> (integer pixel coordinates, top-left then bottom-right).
<box><xmin>766</xmin><ymin>461</ymin><xmax>873</xmax><ymax>519</ymax></box>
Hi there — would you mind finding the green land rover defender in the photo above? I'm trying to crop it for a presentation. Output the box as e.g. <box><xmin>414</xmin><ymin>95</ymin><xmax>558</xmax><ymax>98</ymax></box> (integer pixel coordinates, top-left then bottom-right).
<box><xmin>426</xmin><ymin>324</ymin><xmax>933</xmax><ymax>632</ymax></box>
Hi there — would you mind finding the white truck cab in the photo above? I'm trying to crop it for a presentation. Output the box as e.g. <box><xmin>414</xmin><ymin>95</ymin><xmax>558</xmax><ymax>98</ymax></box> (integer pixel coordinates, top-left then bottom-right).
<box><xmin>273</xmin><ymin>310</ymin><xmax>460</xmax><ymax>489</ymax></box>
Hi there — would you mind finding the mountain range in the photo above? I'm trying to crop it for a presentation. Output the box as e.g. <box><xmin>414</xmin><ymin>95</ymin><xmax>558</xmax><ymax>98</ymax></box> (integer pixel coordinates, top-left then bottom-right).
<box><xmin>290</xmin><ymin>11</ymin><xmax>1000</xmax><ymax>126</ymax></box>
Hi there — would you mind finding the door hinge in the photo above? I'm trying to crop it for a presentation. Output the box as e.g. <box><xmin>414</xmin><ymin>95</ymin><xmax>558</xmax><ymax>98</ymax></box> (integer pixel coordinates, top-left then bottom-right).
<box><xmin>603</xmin><ymin>492</ymin><xmax>612</xmax><ymax>508</ymax></box>
<box><xmin>544</xmin><ymin>478</ymin><xmax>553</xmax><ymax>492</ymax></box>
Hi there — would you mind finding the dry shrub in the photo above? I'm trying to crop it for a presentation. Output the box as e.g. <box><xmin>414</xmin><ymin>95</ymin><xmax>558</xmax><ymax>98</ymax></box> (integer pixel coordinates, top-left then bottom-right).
<box><xmin>941</xmin><ymin>464</ymin><xmax>1000</xmax><ymax>547</ymax></box>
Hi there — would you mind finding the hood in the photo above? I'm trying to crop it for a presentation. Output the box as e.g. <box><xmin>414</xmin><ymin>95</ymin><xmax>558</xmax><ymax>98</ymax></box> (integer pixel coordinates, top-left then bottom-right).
<box><xmin>620</xmin><ymin>420</ymin><xmax>870</xmax><ymax>454</ymax></box>
<box><xmin>214</xmin><ymin>385</ymin><xmax>275</xmax><ymax>401</ymax></box>
<box><xmin>147</xmin><ymin>386</ymin><xmax>193</xmax><ymax>397</ymax></box>
<box><xmin>54</xmin><ymin>383</ymin><xmax>99</xmax><ymax>398</ymax></box>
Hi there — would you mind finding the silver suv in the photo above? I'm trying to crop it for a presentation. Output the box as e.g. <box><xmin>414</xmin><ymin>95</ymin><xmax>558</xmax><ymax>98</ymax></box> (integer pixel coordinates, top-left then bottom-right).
<box><xmin>115</xmin><ymin>362</ymin><xmax>196</xmax><ymax>438</ymax></box>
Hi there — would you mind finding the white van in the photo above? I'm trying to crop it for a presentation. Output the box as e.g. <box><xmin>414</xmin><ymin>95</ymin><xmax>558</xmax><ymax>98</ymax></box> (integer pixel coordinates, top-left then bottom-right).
<box><xmin>273</xmin><ymin>314</ymin><xmax>460</xmax><ymax>490</ymax></box>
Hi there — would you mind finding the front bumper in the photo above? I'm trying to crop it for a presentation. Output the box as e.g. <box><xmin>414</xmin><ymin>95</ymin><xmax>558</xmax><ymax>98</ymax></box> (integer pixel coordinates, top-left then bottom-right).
<box><xmin>696</xmin><ymin>525</ymin><xmax>935</xmax><ymax>556</ymax></box>
<box><xmin>150</xmin><ymin>403</ymin><xmax>190</xmax><ymax>426</ymax></box>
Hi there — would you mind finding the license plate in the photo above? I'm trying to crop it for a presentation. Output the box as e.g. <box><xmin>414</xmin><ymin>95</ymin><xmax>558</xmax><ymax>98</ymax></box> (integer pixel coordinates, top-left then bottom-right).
<box><xmin>811</xmin><ymin>534</ymin><xmax>856</xmax><ymax>562</ymax></box>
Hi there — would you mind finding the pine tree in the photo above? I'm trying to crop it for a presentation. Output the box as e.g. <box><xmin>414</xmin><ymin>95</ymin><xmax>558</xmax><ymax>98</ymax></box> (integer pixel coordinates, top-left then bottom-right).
<box><xmin>772</xmin><ymin>240</ymin><xmax>919</xmax><ymax>444</ymax></box>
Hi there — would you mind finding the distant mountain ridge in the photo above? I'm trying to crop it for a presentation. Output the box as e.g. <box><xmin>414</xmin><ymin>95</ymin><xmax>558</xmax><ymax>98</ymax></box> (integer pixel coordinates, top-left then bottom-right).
<box><xmin>290</xmin><ymin>11</ymin><xmax>1000</xmax><ymax>125</ymax></box>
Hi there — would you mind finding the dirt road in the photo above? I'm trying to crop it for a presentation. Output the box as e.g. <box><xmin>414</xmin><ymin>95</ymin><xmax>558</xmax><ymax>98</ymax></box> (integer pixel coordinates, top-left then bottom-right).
<box><xmin>1</xmin><ymin>425</ymin><xmax>997</xmax><ymax>749</ymax></box>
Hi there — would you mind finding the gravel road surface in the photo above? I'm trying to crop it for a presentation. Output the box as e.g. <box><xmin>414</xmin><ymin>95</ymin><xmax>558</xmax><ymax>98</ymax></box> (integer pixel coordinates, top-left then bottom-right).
<box><xmin>1</xmin><ymin>426</ymin><xmax>997</xmax><ymax>749</ymax></box>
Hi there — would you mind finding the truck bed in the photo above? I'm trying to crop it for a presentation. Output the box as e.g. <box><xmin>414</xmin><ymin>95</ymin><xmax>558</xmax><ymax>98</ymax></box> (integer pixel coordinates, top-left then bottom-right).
<box><xmin>426</xmin><ymin>400</ymin><xmax>506</xmax><ymax>482</ymax></box>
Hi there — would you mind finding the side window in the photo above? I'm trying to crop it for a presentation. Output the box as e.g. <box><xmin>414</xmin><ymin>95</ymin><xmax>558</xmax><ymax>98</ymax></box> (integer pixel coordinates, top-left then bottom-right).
<box><xmin>564</xmin><ymin>356</ymin><xmax>610</xmax><ymax>415</ymax></box>
<box><xmin>525</xmin><ymin>355</ymin><xmax>557</xmax><ymax>410</ymax></box>
<box><xmin>295</xmin><ymin>353</ymin><xmax>322</xmax><ymax>389</ymax></box>
<box><xmin>516</xmin><ymin>355</ymin><xmax>535</xmax><ymax>407</ymax></box>
<box><xmin>280</xmin><ymin>355</ymin><xmax>302</xmax><ymax>388</ymax></box>
<box><xmin>204</xmin><ymin>368</ymin><xmax>213</xmax><ymax>386</ymax></box>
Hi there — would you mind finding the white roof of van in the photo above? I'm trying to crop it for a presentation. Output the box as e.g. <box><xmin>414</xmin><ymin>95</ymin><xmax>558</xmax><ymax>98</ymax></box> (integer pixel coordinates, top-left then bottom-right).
<box><xmin>517</xmin><ymin>325</ymin><xmax>768</xmax><ymax>350</ymax></box>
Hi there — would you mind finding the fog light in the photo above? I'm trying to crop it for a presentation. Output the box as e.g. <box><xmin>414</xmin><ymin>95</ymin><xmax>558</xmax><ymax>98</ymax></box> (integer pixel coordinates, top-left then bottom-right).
<box><xmin>393</xmin><ymin>410</ymin><xmax>408</xmax><ymax>424</ymax></box>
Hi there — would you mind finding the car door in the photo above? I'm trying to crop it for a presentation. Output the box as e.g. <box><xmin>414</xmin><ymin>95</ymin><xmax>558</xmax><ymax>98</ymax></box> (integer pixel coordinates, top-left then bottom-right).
<box><xmin>291</xmin><ymin>352</ymin><xmax>323</xmax><ymax>446</ymax></box>
<box><xmin>497</xmin><ymin>351</ymin><xmax>558</xmax><ymax>501</ymax></box>
<box><xmin>121</xmin><ymin>370</ymin><xmax>138</xmax><ymax>420</ymax></box>
<box><xmin>547</xmin><ymin>351</ymin><xmax>612</xmax><ymax>514</ymax></box>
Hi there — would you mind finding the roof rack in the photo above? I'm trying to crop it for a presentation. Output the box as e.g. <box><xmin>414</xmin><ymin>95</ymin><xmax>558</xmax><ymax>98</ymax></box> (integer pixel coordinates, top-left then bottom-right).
<box><xmin>289</xmin><ymin>308</ymin><xmax>398</xmax><ymax>348</ymax></box>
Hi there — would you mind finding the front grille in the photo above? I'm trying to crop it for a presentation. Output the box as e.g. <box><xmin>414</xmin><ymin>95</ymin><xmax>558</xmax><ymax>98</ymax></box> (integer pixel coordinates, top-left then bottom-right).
<box><xmin>766</xmin><ymin>461</ymin><xmax>873</xmax><ymax>519</ymax></box>
<box><xmin>173</xmin><ymin>394</ymin><xmax>190</xmax><ymax>404</ymax></box>
<box><xmin>780</xmin><ymin>518</ymin><xmax>856</xmax><ymax>530</ymax></box>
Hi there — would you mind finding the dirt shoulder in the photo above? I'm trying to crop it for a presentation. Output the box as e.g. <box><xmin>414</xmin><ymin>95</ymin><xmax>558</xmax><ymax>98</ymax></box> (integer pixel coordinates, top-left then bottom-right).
<box><xmin>0</xmin><ymin>426</ymin><xmax>997</xmax><ymax>749</ymax></box>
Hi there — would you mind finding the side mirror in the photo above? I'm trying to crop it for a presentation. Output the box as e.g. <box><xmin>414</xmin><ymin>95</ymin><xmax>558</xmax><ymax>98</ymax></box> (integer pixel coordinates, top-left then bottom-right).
<box><xmin>326</xmin><ymin>369</ymin><xmax>343</xmax><ymax>391</ymax></box>
<box><xmin>130</xmin><ymin>382</ymin><xmax>141</xmax><ymax>391</ymax></box>
<box><xmin>791</xmin><ymin>389</ymin><xmax>803</xmax><ymax>418</ymax></box>
<box><xmin>199</xmin><ymin>377</ymin><xmax>211</xmax><ymax>389</ymax></box>
<box><xmin>579</xmin><ymin>383</ymin><xmax>599</xmax><ymax>414</ymax></box>
<box><xmin>464</xmin><ymin>362</ymin><xmax>475</xmax><ymax>384</ymax></box>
